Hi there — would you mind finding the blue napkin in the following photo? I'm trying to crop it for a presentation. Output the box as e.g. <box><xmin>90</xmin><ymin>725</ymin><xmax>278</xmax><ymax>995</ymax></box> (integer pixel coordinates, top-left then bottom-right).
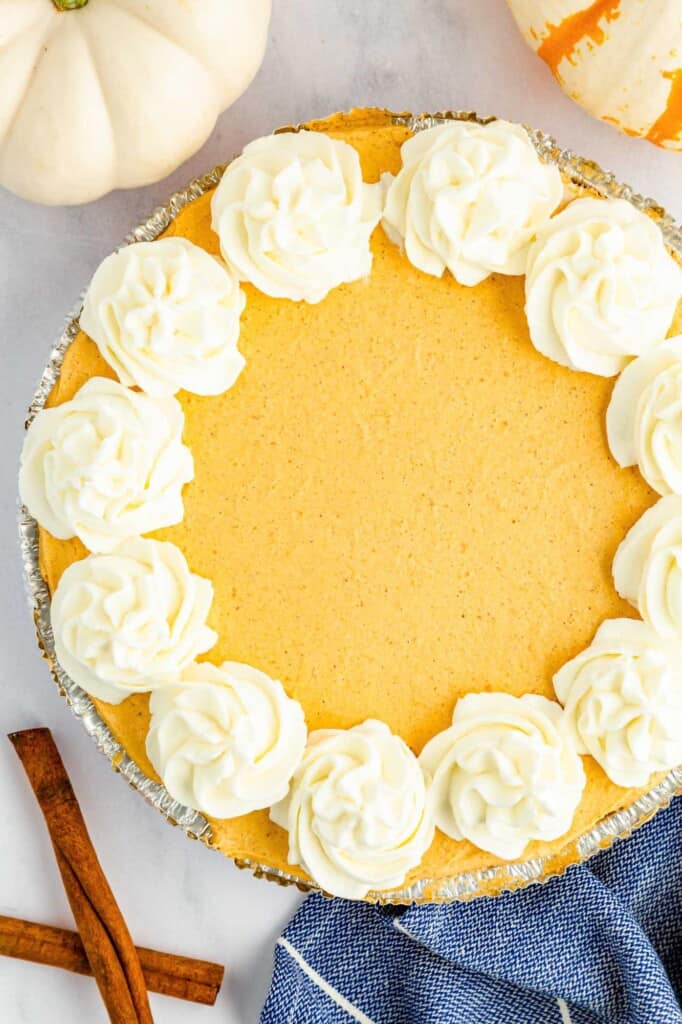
<box><xmin>261</xmin><ymin>797</ymin><xmax>681</xmax><ymax>1023</ymax></box>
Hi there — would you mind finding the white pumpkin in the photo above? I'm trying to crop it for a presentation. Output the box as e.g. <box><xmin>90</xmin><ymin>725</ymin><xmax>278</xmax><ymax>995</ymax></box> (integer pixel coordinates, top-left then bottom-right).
<box><xmin>507</xmin><ymin>0</ymin><xmax>682</xmax><ymax>150</ymax></box>
<box><xmin>0</xmin><ymin>0</ymin><xmax>271</xmax><ymax>205</ymax></box>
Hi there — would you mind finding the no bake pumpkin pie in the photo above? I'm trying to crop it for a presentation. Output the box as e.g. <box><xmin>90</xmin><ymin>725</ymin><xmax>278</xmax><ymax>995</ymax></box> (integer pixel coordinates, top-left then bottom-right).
<box><xmin>30</xmin><ymin>110</ymin><xmax>682</xmax><ymax>900</ymax></box>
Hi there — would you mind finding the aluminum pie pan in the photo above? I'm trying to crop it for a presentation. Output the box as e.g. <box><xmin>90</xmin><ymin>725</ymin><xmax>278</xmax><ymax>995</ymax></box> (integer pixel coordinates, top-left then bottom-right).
<box><xmin>19</xmin><ymin>109</ymin><xmax>682</xmax><ymax>904</ymax></box>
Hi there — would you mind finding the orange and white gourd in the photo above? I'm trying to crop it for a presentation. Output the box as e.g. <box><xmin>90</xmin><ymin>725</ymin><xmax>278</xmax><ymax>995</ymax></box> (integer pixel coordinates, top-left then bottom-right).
<box><xmin>507</xmin><ymin>0</ymin><xmax>682</xmax><ymax>150</ymax></box>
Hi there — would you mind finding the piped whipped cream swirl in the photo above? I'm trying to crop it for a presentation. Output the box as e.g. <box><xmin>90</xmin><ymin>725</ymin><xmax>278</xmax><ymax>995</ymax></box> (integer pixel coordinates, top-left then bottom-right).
<box><xmin>20</xmin><ymin>378</ymin><xmax>193</xmax><ymax>552</ymax></box>
<box><xmin>270</xmin><ymin>719</ymin><xmax>433</xmax><ymax>899</ymax></box>
<box><xmin>525</xmin><ymin>198</ymin><xmax>682</xmax><ymax>376</ymax></box>
<box><xmin>419</xmin><ymin>692</ymin><xmax>585</xmax><ymax>860</ymax></box>
<box><xmin>80</xmin><ymin>237</ymin><xmax>246</xmax><ymax>397</ymax></box>
<box><xmin>51</xmin><ymin>539</ymin><xmax>217</xmax><ymax>704</ymax></box>
<box><xmin>382</xmin><ymin>120</ymin><xmax>562</xmax><ymax>286</ymax></box>
<box><xmin>211</xmin><ymin>131</ymin><xmax>382</xmax><ymax>303</ymax></box>
<box><xmin>146</xmin><ymin>661</ymin><xmax>307</xmax><ymax>819</ymax></box>
<box><xmin>554</xmin><ymin>619</ymin><xmax>682</xmax><ymax>787</ymax></box>
<box><xmin>607</xmin><ymin>337</ymin><xmax>682</xmax><ymax>494</ymax></box>
<box><xmin>613</xmin><ymin>496</ymin><xmax>682</xmax><ymax>641</ymax></box>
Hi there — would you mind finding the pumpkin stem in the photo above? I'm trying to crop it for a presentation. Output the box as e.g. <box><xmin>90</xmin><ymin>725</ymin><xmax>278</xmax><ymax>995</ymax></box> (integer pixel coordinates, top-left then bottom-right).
<box><xmin>52</xmin><ymin>0</ymin><xmax>89</xmax><ymax>9</ymax></box>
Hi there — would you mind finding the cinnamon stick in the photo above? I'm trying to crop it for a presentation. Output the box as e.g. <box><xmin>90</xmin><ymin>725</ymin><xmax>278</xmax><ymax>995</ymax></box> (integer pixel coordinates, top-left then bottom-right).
<box><xmin>9</xmin><ymin>728</ymin><xmax>154</xmax><ymax>1024</ymax></box>
<box><xmin>0</xmin><ymin>915</ymin><xmax>223</xmax><ymax>1005</ymax></box>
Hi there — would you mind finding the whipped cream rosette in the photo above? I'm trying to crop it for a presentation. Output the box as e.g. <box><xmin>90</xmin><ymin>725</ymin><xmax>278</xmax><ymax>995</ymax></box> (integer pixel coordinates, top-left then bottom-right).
<box><xmin>554</xmin><ymin>619</ymin><xmax>682</xmax><ymax>788</ymax></box>
<box><xmin>525</xmin><ymin>198</ymin><xmax>682</xmax><ymax>377</ymax></box>
<box><xmin>211</xmin><ymin>131</ymin><xmax>382</xmax><ymax>303</ymax></box>
<box><xmin>80</xmin><ymin>237</ymin><xmax>246</xmax><ymax>397</ymax></box>
<box><xmin>382</xmin><ymin>120</ymin><xmax>562</xmax><ymax>286</ymax></box>
<box><xmin>419</xmin><ymin>692</ymin><xmax>585</xmax><ymax>860</ymax></box>
<box><xmin>147</xmin><ymin>662</ymin><xmax>307</xmax><ymax>819</ymax></box>
<box><xmin>19</xmin><ymin>377</ymin><xmax>193</xmax><ymax>553</ymax></box>
<box><xmin>607</xmin><ymin>337</ymin><xmax>682</xmax><ymax>494</ymax></box>
<box><xmin>270</xmin><ymin>720</ymin><xmax>433</xmax><ymax>899</ymax></box>
<box><xmin>613</xmin><ymin>496</ymin><xmax>682</xmax><ymax>640</ymax></box>
<box><xmin>51</xmin><ymin>538</ymin><xmax>217</xmax><ymax>704</ymax></box>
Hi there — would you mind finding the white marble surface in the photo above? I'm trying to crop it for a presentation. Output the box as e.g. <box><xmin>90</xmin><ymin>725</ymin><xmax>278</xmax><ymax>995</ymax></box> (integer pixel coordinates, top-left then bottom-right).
<box><xmin>1</xmin><ymin>2</ymin><xmax>681</xmax><ymax>1021</ymax></box>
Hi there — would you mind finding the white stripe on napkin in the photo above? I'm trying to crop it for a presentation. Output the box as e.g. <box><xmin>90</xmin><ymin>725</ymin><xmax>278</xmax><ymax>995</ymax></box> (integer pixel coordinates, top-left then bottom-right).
<box><xmin>277</xmin><ymin>937</ymin><xmax>376</xmax><ymax>1023</ymax></box>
